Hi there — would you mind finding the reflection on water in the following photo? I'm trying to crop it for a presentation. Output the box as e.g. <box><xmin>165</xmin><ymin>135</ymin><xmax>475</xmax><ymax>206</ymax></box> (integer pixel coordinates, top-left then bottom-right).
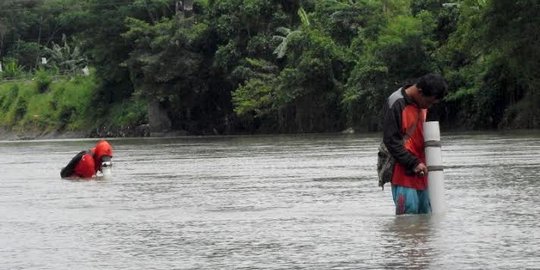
<box><xmin>382</xmin><ymin>215</ymin><xmax>434</xmax><ymax>269</ymax></box>
<box><xmin>0</xmin><ymin>132</ymin><xmax>539</xmax><ymax>269</ymax></box>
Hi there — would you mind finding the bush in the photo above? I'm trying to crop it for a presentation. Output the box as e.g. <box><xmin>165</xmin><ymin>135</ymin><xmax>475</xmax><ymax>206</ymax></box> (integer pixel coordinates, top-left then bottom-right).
<box><xmin>34</xmin><ymin>68</ymin><xmax>54</xmax><ymax>93</ymax></box>
<box><xmin>4</xmin><ymin>84</ymin><xmax>34</xmax><ymax>127</ymax></box>
<box><xmin>109</xmin><ymin>99</ymin><xmax>148</xmax><ymax>127</ymax></box>
<box><xmin>1</xmin><ymin>58</ymin><xmax>25</xmax><ymax>79</ymax></box>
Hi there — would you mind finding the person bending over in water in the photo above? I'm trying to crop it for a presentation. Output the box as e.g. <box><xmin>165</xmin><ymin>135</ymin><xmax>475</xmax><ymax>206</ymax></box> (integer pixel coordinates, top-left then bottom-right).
<box><xmin>60</xmin><ymin>140</ymin><xmax>113</xmax><ymax>179</ymax></box>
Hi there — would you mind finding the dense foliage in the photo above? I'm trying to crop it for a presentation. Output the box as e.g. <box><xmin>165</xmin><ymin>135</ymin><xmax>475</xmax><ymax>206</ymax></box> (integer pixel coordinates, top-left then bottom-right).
<box><xmin>1</xmin><ymin>0</ymin><xmax>539</xmax><ymax>136</ymax></box>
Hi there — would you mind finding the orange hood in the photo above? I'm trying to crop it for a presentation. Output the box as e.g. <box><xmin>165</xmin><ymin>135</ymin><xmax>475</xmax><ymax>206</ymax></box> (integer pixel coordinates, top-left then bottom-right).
<box><xmin>92</xmin><ymin>140</ymin><xmax>113</xmax><ymax>164</ymax></box>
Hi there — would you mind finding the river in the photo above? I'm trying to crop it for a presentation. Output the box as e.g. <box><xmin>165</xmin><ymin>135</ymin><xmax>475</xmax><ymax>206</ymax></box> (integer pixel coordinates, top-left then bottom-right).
<box><xmin>1</xmin><ymin>132</ymin><xmax>539</xmax><ymax>269</ymax></box>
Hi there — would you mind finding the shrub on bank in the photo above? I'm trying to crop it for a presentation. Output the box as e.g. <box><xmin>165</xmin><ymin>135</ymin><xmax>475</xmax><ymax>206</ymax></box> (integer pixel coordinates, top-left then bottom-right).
<box><xmin>0</xmin><ymin>73</ymin><xmax>148</xmax><ymax>136</ymax></box>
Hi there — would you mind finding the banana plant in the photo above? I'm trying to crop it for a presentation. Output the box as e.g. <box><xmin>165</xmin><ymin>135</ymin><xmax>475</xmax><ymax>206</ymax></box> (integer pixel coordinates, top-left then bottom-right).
<box><xmin>44</xmin><ymin>34</ymin><xmax>87</xmax><ymax>75</ymax></box>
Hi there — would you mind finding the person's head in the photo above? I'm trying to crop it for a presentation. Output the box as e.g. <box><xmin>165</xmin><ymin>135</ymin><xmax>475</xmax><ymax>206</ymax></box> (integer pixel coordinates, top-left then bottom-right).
<box><xmin>414</xmin><ymin>73</ymin><xmax>448</xmax><ymax>109</ymax></box>
<box><xmin>92</xmin><ymin>140</ymin><xmax>113</xmax><ymax>172</ymax></box>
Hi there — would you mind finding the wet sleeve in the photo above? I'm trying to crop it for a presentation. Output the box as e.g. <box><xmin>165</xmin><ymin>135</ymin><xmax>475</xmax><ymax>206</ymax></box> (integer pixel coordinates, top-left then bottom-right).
<box><xmin>382</xmin><ymin>101</ymin><xmax>420</xmax><ymax>171</ymax></box>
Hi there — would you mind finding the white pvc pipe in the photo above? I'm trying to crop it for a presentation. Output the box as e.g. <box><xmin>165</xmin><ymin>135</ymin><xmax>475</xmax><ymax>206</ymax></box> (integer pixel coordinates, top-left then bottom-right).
<box><xmin>424</xmin><ymin>121</ymin><xmax>446</xmax><ymax>214</ymax></box>
<box><xmin>101</xmin><ymin>166</ymin><xmax>112</xmax><ymax>179</ymax></box>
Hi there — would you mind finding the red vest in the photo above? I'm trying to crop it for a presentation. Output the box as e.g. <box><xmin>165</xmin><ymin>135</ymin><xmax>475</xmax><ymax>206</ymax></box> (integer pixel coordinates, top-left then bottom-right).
<box><xmin>383</xmin><ymin>87</ymin><xmax>428</xmax><ymax>190</ymax></box>
<box><xmin>392</xmin><ymin>105</ymin><xmax>428</xmax><ymax>190</ymax></box>
<box><xmin>73</xmin><ymin>153</ymin><xmax>95</xmax><ymax>178</ymax></box>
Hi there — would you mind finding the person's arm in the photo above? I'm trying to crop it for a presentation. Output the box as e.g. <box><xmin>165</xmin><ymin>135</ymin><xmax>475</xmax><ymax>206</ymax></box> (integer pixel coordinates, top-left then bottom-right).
<box><xmin>382</xmin><ymin>101</ymin><xmax>420</xmax><ymax>173</ymax></box>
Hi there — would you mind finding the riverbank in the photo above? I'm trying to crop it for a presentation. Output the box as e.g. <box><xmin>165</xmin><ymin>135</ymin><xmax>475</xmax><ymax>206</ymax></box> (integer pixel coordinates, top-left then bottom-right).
<box><xmin>2</xmin><ymin>125</ymin><xmax>540</xmax><ymax>141</ymax></box>
<box><xmin>0</xmin><ymin>125</ymin><xmax>195</xmax><ymax>141</ymax></box>
<box><xmin>0</xmin><ymin>127</ymin><xmax>86</xmax><ymax>141</ymax></box>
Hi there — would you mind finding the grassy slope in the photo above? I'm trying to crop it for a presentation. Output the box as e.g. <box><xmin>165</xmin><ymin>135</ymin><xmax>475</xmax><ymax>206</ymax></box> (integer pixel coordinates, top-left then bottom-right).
<box><xmin>0</xmin><ymin>74</ymin><xmax>147</xmax><ymax>137</ymax></box>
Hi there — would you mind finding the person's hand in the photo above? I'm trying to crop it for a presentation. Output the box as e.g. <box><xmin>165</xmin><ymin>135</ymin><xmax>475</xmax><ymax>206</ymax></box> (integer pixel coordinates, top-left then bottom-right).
<box><xmin>414</xmin><ymin>162</ymin><xmax>428</xmax><ymax>177</ymax></box>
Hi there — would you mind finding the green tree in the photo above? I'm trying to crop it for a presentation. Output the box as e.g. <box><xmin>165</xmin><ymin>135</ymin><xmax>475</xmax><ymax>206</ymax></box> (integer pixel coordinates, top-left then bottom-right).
<box><xmin>481</xmin><ymin>0</ymin><xmax>540</xmax><ymax>128</ymax></box>
<box><xmin>344</xmin><ymin>12</ymin><xmax>438</xmax><ymax>131</ymax></box>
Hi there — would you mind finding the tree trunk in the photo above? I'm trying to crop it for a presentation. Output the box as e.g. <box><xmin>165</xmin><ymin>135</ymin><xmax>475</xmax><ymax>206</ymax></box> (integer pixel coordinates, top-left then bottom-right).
<box><xmin>147</xmin><ymin>99</ymin><xmax>171</xmax><ymax>134</ymax></box>
<box><xmin>184</xmin><ymin>0</ymin><xmax>193</xmax><ymax>17</ymax></box>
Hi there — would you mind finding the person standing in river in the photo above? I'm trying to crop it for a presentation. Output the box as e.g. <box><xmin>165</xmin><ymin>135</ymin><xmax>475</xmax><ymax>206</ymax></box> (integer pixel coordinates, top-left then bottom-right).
<box><xmin>381</xmin><ymin>73</ymin><xmax>448</xmax><ymax>215</ymax></box>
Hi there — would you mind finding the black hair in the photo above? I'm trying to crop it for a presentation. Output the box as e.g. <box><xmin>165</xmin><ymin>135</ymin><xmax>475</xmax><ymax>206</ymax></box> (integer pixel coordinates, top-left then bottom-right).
<box><xmin>416</xmin><ymin>73</ymin><xmax>448</xmax><ymax>100</ymax></box>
